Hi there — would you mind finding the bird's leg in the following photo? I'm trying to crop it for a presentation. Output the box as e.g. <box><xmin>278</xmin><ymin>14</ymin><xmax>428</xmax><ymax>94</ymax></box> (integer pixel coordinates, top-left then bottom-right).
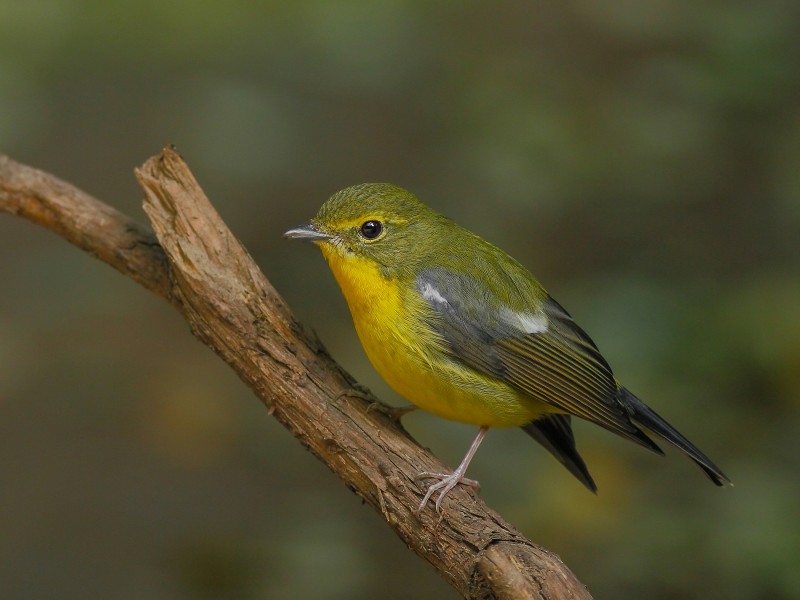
<box><xmin>415</xmin><ymin>426</ymin><xmax>488</xmax><ymax>513</ymax></box>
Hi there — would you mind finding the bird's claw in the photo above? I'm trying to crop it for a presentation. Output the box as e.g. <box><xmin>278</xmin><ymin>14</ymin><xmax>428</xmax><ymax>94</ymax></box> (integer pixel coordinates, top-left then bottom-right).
<box><xmin>335</xmin><ymin>387</ymin><xmax>416</xmax><ymax>423</ymax></box>
<box><xmin>335</xmin><ymin>383</ymin><xmax>373</xmax><ymax>403</ymax></box>
<box><xmin>366</xmin><ymin>402</ymin><xmax>417</xmax><ymax>423</ymax></box>
<box><xmin>415</xmin><ymin>471</ymin><xmax>481</xmax><ymax>513</ymax></box>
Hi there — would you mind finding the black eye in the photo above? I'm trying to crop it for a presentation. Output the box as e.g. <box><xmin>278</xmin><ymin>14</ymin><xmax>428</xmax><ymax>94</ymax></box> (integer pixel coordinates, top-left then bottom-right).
<box><xmin>359</xmin><ymin>220</ymin><xmax>383</xmax><ymax>240</ymax></box>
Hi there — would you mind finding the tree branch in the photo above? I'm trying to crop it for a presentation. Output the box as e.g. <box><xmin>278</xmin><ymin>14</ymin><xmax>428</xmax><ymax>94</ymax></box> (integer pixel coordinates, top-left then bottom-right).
<box><xmin>0</xmin><ymin>149</ymin><xmax>592</xmax><ymax>600</ymax></box>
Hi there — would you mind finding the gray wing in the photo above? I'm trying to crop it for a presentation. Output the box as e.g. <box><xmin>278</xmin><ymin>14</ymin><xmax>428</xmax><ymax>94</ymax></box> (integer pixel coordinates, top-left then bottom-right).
<box><xmin>417</xmin><ymin>268</ymin><xmax>661</xmax><ymax>451</ymax></box>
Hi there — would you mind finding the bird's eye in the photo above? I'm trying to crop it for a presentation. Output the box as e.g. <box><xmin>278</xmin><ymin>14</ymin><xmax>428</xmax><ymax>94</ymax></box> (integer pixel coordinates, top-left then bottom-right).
<box><xmin>359</xmin><ymin>220</ymin><xmax>383</xmax><ymax>240</ymax></box>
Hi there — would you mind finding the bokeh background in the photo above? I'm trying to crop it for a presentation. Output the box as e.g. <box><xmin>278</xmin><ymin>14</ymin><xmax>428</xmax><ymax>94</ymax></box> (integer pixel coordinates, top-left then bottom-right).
<box><xmin>2</xmin><ymin>1</ymin><xmax>799</xmax><ymax>599</ymax></box>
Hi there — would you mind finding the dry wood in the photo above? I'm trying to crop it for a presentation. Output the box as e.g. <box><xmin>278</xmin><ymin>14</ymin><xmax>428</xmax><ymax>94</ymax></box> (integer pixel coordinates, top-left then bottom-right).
<box><xmin>0</xmin><ymin>149</ymin><xmax>592</xmax><ymax>600</ymax></box>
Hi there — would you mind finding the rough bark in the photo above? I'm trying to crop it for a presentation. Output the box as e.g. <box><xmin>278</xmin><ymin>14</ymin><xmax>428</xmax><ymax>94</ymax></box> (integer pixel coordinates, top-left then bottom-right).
<box><xmin>0</xmin><ymin>149</ymin><xmax>592</xmax><ymax>600</ymax></box>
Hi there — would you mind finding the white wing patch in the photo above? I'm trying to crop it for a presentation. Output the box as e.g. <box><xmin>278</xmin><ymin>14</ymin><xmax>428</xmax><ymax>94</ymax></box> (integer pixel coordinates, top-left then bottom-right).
<box><xmin>502</xmin><ymin>307</ymin><xmax>549</xmax><ymax>334</ymax></box>
<box><xmin>420</xmin><ymin>282</ymin><xmax>449</xmax><ymax>306</ymax></box>
<box><xmin>419</xmin><ymin>274</ymin><xmax>548</xmax><ymax>335</ymax></box>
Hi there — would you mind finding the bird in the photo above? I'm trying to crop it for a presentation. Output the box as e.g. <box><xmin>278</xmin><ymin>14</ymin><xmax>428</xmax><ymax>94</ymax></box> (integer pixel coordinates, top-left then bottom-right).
<box><xmin>285</xmin><ymin>183</ymin><xmax>730</xmax><ymax>512</ymax></box>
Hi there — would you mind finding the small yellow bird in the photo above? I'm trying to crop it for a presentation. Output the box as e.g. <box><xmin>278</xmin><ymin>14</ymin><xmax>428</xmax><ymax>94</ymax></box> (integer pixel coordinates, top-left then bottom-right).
<box><xmin>285</xmin><ymin>183</ymin><xmax>730</xmax><ymax>512</ymax></box>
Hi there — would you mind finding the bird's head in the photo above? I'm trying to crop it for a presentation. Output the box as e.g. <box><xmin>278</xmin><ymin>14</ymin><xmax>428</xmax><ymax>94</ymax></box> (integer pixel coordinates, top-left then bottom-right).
<box><xmin>285</xmin><ymin>183</ymin><xmax>442</xmax><ymax>274</ymax></box>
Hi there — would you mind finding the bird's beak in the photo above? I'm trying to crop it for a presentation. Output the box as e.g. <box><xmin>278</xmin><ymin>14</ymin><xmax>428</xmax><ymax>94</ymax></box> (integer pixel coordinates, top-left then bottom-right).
<box><xmin>283</xmin><ymin>222</ymin><xmax>333</xmax><ymax>242</ymax></box>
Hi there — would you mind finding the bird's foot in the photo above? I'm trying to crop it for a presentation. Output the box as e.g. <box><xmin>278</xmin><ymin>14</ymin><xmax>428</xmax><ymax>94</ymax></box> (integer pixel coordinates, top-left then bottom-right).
<box><xmin>366</xmin><ymin>402</ymin><xmax>417</xmax><ymax>423</ymax></box>
<box><xmin>415</xmin><ymin>471</ymin><xmax>480</xmax><ymax>513</ymax></box>
<box><xmin>335</xmin><ymin>386</ymin><xmax>416</xmax><ymax>423</ymax></box>
<box><xmin>335</xmin><ymin>383</ymin><xmax>373</xmax><ymax>403</ymax></box>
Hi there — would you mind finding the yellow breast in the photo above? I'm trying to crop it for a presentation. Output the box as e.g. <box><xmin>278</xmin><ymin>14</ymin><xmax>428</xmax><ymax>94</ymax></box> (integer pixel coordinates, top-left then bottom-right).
<box><xmin>319</xmin><ymin>245</ymin><xmax>547</xmax><ymax>427</ymax></box>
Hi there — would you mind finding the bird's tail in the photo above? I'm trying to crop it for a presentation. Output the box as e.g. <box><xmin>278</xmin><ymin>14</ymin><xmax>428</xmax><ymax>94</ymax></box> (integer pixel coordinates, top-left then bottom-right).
<box><xmin>618</xmin><ymin>387</ymin><xmax>731</xmax><ymax>486</ymax></box>
<box><xmin>521</xmin><ymin>414</ymin><xmax>598</xmax><ymax>493</ymax></box>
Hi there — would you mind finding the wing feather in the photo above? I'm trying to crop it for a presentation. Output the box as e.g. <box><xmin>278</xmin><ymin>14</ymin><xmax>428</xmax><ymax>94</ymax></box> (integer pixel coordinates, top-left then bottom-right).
<box><xmin>416</xmin><ymin>268</ymin><xmax>658</xmax><ymax>448</ymax></box>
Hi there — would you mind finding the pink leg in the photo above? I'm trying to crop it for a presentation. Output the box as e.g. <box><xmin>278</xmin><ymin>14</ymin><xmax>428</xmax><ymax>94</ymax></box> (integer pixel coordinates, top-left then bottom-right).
<box><xmin>416</xmin><ymin>426</ymin><xmax>488</xmax><ymax>513</ymax></box>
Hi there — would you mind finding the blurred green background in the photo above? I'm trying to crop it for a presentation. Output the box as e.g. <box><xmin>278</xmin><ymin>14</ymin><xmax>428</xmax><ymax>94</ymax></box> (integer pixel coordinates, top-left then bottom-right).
<box><xmin>1</xmin><ymin>1</ymin><xmax>799</xmax><ymax>599</ymax></box>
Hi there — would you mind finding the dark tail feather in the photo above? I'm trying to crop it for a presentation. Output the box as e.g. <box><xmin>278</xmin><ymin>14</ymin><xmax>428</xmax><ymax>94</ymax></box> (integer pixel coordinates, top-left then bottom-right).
<box><xmin>522</xmin><ymin>414</ymin><xmax>598</xmax><ymax>493</ymax></box>
<box><xmin>619</xmin><ymin>387</ymin><xmax>731</xmax><ymax>486</ymax></box>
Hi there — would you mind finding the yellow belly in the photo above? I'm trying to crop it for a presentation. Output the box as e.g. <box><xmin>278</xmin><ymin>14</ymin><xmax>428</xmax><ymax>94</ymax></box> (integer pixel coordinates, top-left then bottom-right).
<box><xmin>320</xmin><ymin>246</ymin><xmax>547</xmax><ymax>427</ymax></box>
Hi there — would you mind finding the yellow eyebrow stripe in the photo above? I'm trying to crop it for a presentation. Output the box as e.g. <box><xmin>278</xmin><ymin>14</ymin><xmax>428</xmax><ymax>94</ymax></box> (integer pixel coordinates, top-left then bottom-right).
<box><xmin>323</xmin><ymin>215</ymin><xmax>410</xmax><ymax>230</ymax></box>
